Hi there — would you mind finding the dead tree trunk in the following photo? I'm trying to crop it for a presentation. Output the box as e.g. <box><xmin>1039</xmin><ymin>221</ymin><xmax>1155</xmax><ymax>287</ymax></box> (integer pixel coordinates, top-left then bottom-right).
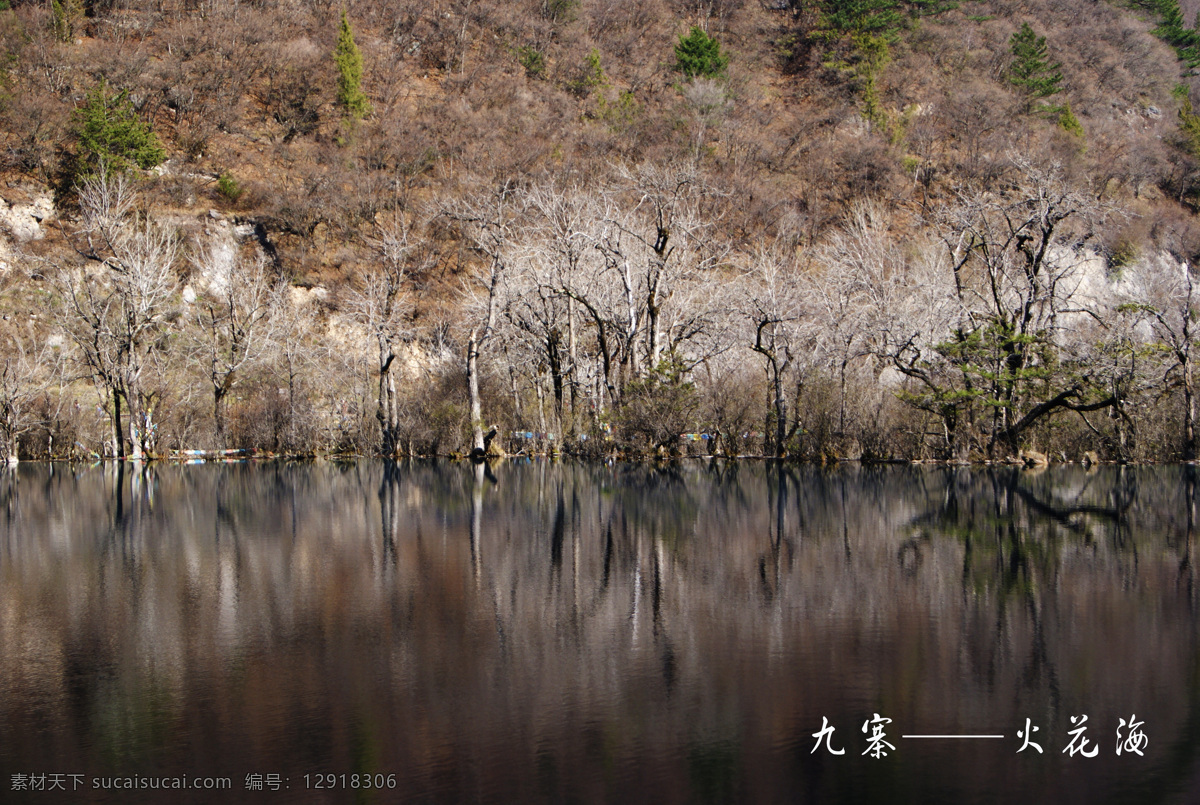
<box><xmin>468</xmin><ymin>328</ymin><xmax>484</xmax><ymax>454</ymax></box>
<box><xmin>111</xmin><ymin>392</ymin><xmax>125</xmax><ymax>459</ymax></box>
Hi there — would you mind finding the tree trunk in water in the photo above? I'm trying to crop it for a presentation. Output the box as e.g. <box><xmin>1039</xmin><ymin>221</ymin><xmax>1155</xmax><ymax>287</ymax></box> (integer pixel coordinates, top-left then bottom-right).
<box><xmin>377</xmin><ymin>354</ymin><xmax>397</xmax><ymax>456</ymax></box>
<box><xmin>468</xmin><ymin>328</ymin><xmax>484</xmax><ymax>453</ymax></box>
<box><xmin>129</xmin><ymin>416</ymin><xmax>143</xmax><ymax>461</ymax></box>
<box><xmin>1186</xmin><ymin>359</ymin><xmax>1196</xmax><ymax>461</ymax></box>
<box><xmin>387</xmin><ymin>371</ymin><xmax>398</xmax><ymax>451</ymax></box>
<box><xmin>112</xmin><ymin>393</ymin><xmax>125</xmax><ymax>459</ymax></box>
<box><xmin>764</xmin><ymin>366</ymin><xmax>773</xmax><ymax>456</ymax></box>
<box><xmin>143</xmin><ymin>406</ymin><xmax>155</xmax><ymax>457</ymax></box>
<box><xmin>839</xmin><ymin>358</ymin><xmax>848</xmax><ymax>435</ymax></box>
<box><xmin>774</xmin><ymin>368</ymin><xmax>787</xmax><ymax>458</ymax></box>
<box><xmin>536</xmin><ymin>373</ymin><xmax>548</xmax><ymax>436</ymax></box>
<box><xmin>214</xmin><ymin>388</ymin><xmax>227</xmax><ymax>450</ymax></box>
<box><xmin>567</xmin><ymin>297</ymin><xmax>577</xmax><ymax>435</ymax></box>
<box><xmin>509</xmin><ymin>367</ymin><xmax>522</xmax><ymax>421</ymax></box>
<box><xmin>287</xmin><ymin>365</ymin><xmax>298</xmax><ymax>453</ymax></box>
<box><xmin>595</xmin><ymin>359</ymin><xmax>604</xmax><ymax>424</ymax></box>
<box><xmin>547</xmin><ymin>333</ymin><xmax>564</xmax><ymax>433</ymax></box>
<box><xmin>551</xmin><ymin>365</ymin><xmax>564</xmax><ymax>435</ymax></box>
<box><xmin>377</xmin><ymin>368</ymin><xmax>389</xmax><ymax>455</ymax></box>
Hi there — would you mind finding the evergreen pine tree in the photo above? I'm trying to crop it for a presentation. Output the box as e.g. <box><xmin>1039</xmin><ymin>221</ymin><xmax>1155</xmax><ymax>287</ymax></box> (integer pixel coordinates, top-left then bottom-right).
<box><xmin>1008</xmin><ymin>23</ymin><xmax>1063</xmax><ymax>112</ymax></box>
<box><xmin>673</xmin><ymin>27</ymin><xmax>729</xmax><ymax>80</ymax></box>
<box><xmin>1130</xmin><ymin>0</ymin><xmax>1200</xmax><ymax>67</ymax></box>
<box><xmin>821</xmin><ymin>0</ymin><xmax>904</xmax><ymax>42</ymax></box>
<box><xmin>1179</xmin><ymin>97</ymin><xmax>1200</xmax><ymax>157</ymax></box>
<box><xmin>1057</xmin><ymin>101</ymin><xmax>1085</xmax><ymax>138</ymax></box>
<box><xmin>71</xmin><ymin>80</ymin><xmax>165</xmax><ymax>180</ymax></box>
<box><xmin>335</xmin><ymin>11</ymin><xmax>371</xmax><ymax>119</ymax></box>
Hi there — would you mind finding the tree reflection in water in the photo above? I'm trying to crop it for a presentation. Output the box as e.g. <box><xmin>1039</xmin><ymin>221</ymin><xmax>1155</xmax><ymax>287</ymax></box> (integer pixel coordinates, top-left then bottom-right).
<box><xmin>0</xmin><ymin>461</ymin><xmax>1198</xmax><ymax>803</ymax></box>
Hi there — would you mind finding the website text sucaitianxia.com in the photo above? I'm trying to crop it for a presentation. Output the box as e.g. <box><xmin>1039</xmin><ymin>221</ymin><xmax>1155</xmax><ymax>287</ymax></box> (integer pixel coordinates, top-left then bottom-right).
<box><xmin>10</xmin><ymin>773</ymin><xmax>405</xmax><ymax>793</ymax></box>
<box><xmin>10</xmin><ymin>775</ymin><xmax>233</xmax><ymax>792</ymax></box>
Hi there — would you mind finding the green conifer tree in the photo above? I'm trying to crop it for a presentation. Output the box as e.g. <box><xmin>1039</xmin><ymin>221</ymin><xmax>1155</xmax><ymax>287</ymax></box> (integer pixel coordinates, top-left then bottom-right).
<box><xmin>1179</xmin><ymin>96</ymin><xmax>1200</xmax><ymax>157</ymax></box>
<box><xmin>821</xmin><ymin>0</ymin><xmax>904</xmax><ymax>42</ymax></box>
<box><xmin>673</xmin><ymin>27</ymin><xmax>729</xmax><ymax>80</ymax></box>
<box><xmin>335</xmin><ymin>11</ymin><xmax>371</xmax><ymax>119</ymax></box>
<box><xmin>71</xmin><ymin>80</ymin><xmax>165</xmax><ymax>180</ymax></box>
<box><xmin>581</xmin><ymin>48</ymin><xmax>607</xmax><ymax>92</ymax></box>
<box><xmin>1057</xmin><ymin>101</ymin><xmax>1085</xmax><ymax>138</ymax></box>
<box><xmin>1008</xmin><ymin>23</ymin><xmax>1063</xmax><ymax>113</ymax></box>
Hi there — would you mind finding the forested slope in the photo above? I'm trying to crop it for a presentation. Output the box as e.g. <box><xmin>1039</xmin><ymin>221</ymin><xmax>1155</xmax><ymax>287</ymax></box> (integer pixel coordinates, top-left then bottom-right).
<box><xmin>0</xmin><ymin>0</ymin><xmax>1198</xmax><ymax>461</ymax></box>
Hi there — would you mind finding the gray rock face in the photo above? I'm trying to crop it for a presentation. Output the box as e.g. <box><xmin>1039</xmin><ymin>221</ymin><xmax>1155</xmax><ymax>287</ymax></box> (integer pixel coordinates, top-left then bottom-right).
<box><xmin>0</xmin><ymin>191</ymin><xmax>54</xmax><ymax>243</ymax></box>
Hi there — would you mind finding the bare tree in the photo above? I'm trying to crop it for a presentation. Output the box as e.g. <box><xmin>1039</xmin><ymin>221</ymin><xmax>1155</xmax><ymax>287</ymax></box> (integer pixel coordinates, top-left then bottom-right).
<box><xmin>681</xmin><ymin>78</ymin><xmax>732</xmax><ymax>164</ymax></box>
<box><xmin>559</xmin><ymin>216</ymin><xmax>631</xmax><ymax>409</ymax></box>
<box><xmin>446</xmin><ymin>179</ymin><xmax>517</xmax><ymax>455</ymax></box>
<box><xmin>813</xmin><ymin>202</ymin><xmax>951</xmax><ymax>439</ymax></box>
<box><xmin>1122</xmin><ymin>254</ymin><xmax>1200</xmax><ymax>459</ymax></box>
<box><xmin>602</xmin><ymin>162</ymin><xmax>726</xmax><ymax>374</ymax></box>
<box><xmin>503</xmin><ymin>255</ymin><xmax>572</xmax><ymax>435</ymax></box>
<box><xmin>555</xmin><ymin>162</ymin><xmax>729</xmax><ymax>421</ymax></box>
<box><xmin>876</xmin><ymin>160</ymin><xmax>1119</xmax><ymax>457</ymax></box>
<box><xmin>0</xmin><ymin>331</ymin><xmax>61</xmax><ymax>462</ymax></box>
<box><xmin>742</xmin><ymin>244</ymin><xmax>811</xmax><ymax>456</ymax></box>
<box><xmin>266</xmin><ymin>286</ymin><xmax>323</xmax><ymax>454</ymax></box>
<box><xmin>508</xmin><ymin>181</ymin><xmax>596</xmax><ymax>435</ymax></box>
<box><xmin>49</xmin><ymin>171</ymin><xmax>180</xmax><ymax>459</ymax></box>
<box><xmin>345</xmin><ymin>217</ymin><xmax>426</xmax><ymax>455</ymax></box>
<box><xmin>190</xmin><ymin>230</ymin><xmax>274</xmax><ymax>448</ymax></box>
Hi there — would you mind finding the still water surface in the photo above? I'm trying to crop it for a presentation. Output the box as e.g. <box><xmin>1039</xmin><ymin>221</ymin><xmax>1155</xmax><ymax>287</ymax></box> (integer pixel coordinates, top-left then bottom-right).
<box><xmin>1</xmin><ymin>460</ymin><xmax>1199</xmax><ymax>803</ymax></box>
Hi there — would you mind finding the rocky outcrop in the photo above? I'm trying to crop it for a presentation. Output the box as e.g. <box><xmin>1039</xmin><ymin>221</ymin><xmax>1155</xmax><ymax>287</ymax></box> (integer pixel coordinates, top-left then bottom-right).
<box><xmin>0</xmin><ymin>187</ymin><xmax>54</xmax><ymax>247</ymax></box>
<box><xmin>0</xmin><ymin>187</ymin><xmax>55</xmax><ymax>275</ymax></box>
<box><xmin>1019</xmin><ymin>449</ymin><xmax>1050</xmax><ymax>468</ymax></box>
<box><xmin>0</xmin><ymin>190</ymin><xmax>54</xmax><ymax>244</ymax></box>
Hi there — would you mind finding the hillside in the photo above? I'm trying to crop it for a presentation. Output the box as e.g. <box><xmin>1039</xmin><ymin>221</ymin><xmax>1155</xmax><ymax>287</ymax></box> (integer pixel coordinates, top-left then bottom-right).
<box><xmin>0</xmin><ymin>0</ymin><xmax>1199</xmax><ymax>461</ymax></box>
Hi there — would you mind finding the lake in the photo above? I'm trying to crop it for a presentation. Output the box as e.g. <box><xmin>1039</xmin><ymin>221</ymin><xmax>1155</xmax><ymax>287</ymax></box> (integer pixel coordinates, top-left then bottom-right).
<box><xmin>0</xmin><ymin>460</ymin><xmax>1197</xmax><ymax>803</ymax></box>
